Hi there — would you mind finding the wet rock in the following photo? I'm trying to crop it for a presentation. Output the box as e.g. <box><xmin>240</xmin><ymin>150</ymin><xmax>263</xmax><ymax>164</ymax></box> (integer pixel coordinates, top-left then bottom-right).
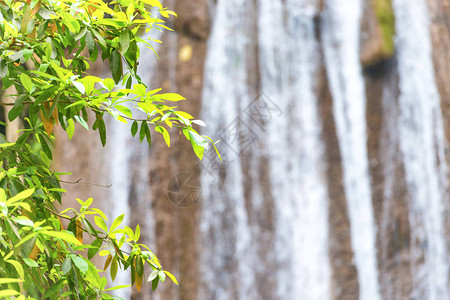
<box><xmin>360</xmin><ymin>0</ymin><xmax>396</xmax><ymax>68</ymax></box>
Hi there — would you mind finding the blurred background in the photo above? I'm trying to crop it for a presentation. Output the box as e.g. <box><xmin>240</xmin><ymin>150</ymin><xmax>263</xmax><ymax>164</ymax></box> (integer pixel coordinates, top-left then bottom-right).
<box><xmin>48</xmin><ymin>0</ymin><xmax>450</xmax><ymax>299</ymax></box>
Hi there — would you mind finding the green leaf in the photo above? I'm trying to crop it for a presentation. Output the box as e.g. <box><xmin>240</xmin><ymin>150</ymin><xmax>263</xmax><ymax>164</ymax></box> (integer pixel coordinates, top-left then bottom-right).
<box><xmin>23</xmin><ymin>258</ymin><xmax>38</xmax><ymax>268</ymax></box>
<box><xmin>85</xmin><ymin>260</ymin><xmax>102</xmax><ymax>288</ymax></box>
<box><xmin>142</xmin><ymin>0</ymin><xmax>163</xmax><ymax>9</ymax></box>
<box><xmin>155</xmin><ymin>93</ymin><xmax>185</xmax><ymax>101</ymax></box>
<box><xmin>131</xmin><ymin>121</ymin><xmax>138</xmax><ymax>137</ymax></box>
<box><xmin>20</xmin><ymin>73</ymin><xmax>33</xmax><ymax>93</ymax></box>
<box><xmin>0</xmin><ymin>290</ymin><xmax>20</xmax><ymax>297</ymax></box>
<box><xmin>62</xmin><ymin>12</ymin><xmax>80</xmax><ymax>33</ymax></box>
<box><xmin>145</xmin><ymin>126</ymin><xmax>152</xmax><ymax>148</ymax></box>
<box><xmin>88</xmin><ymin>238</ymin><xmax>102</xmax><ymax>260</ymax></box>
<box><xmin>115</xmin><ymin>105</ymin><xmax>132</xmax><ymax>118</ymax></box>
<box><xmin>110</xmin><ymin>49</ymin><xmax>122</xmax><ymax>84</ymax></box>
<box><xmin>147</xmin><ymin>270</ymin><xmax>158</xmax><ymax>282</ymax></box>
<box><xmin>74</xmin><ymin>115</ymin><xmax>89</xmax><ymax>131</ymax></box>
<box><xmin>188</xmin><ymin>130</ymin><xmax>208</xmax><ymax>160</ymax></box>
<box><xmin>0</xmin><ymin>188</ymin><xmax>5</xmax><ymax>202</ymax></box>
<box><xmin>139</xmin><ymin>122</ymin><xmax>148</xmax><ymax>143</ymax></box>
<box><xmin>152</xmin><ymin>277</ymin><xmax>159</xmax><ymax>291</ymax></box>
<box><xmin>6</xmin><ymin>188</ymin><xmax>35</xmax><ymax>205</ymax></box>
<box><xmin>8</xmin><ymin>104</ymin><xmax>23</xmax><ymax>122</ymax></box>
<box><xmin>103</xmin><ymin>78</ymin><xmax>115</xmax><ymax>91</ymax></box>
<box><xmin>163</xmin><ymin>270</ymin><xmax>179</xmax><ymax>285</ymax></box>
<box><xmin>79</xmin><ymin>76</ymin><xmax>101</xmax><ymax>95</ymax></box>
<box><xmin>135</xmin><ymin>224</ymin><xmax>140</xmax><ymax>241</ymax></box>
<box><xmin>74</xmin><ymin>26</ymin><xmax>87</xmax><ymax>41</ymax></box>
<box><xmin>119</xmin><ymin>30</ymin><xmax>131</xmax><ymax>54</ymax></box>
<box><xmin>188</xmin><ymin>130</ymin><xmax>208</xmax><ymax>147</ymax></box>
<box><xmin>104</xmin><ymin>254</ymin><xmax>112</xmax><ymax>271</ymax></box>
<box><xmin>6</xmin><ymin>260</ymin><xmax>24</xmax><ymax>279</ymax></box>
<box><xmin>133</xmin><ymin>84</ymin><xmax>146</xmax><ymax>97</ymax></box>
<box><xmin>94</xmin><ymin>216</ymin><xmax>108</xmax><ymax>232</ymax></box>
<box><xmin>8</xmin><ymin>94</ymin><xmax>26</xmax><ymax>122</ymax></box>
<box><xmin>175</xmin><ymin>111</ymin><xmax>194</xmax><ymax>120</ymax></box>
<box><xmin>110</xmin><ymin>256</ymin><xmax>118</xmax><ymax>281</ymax></box>
<box><xmin>158</xmin><ymin>270</ymin><xmax>166</xmax><ymax>282</ymax></box>
<box><xmin>95</xmin><ymin>116</ymin><xmax>106</xmax><ymax>147</ymax></box>
<box><xmin>105</xmin><ymin>285</ymin><xmax>131</xmax><ymax>291</ymax></box>
<box><xmin>67</xmin><ymin>119</ymin><xmax>75</xmax><ymax>140</ymax></box>
<box><xmin>62</xmin><ymin>257</ymin><xmax>72</xmax><ymax>274</ymax></box>
<box><xmin>123</xmin><ymin>226</ymin><xmax>135</xmax><ymax>240</ymax></box>
<box><xmin>147</xmin><ymin>88</ymin><xmax>162</xmax><ymax>97</ymax></box>
<box><xmin>70</xmin><ymin>254</ymin><xmax>88</xmax><ymax>274</ymax></box>
<box><xmin>92</xmin><ymin>208</ymin><xmax>108</xmax><ymax>221</ymax></box>
<box><xmin>37</xmin><ymin>134</ymin><xmax>53</xmax><ymax>160</ymax></box>
<box><xmin>86</xmin><ymin>30</ymin><xmax>95</xmax><ymax>53</ymax></box>
<box><xmin>110</xmin><ymin>214</ymin><xmax>125</xmax><ymax>232</ymax></box>
<box><xmin>0</xmin><ymin>278</ymin><xmax>23</xmax><ymax>284</ymax></box>
<box><xmin>71</xmin><ymin>80</ymin><xmax>85</xmax><ymax>94</ymax></box>
<box><xmin>43</xmin><ymin>279</ymin><xmax>65</xmax><ymax>298</ymax></box>
<box><xmin>135</xmin><ymin>256</ymin><xmax>144</xmax><ymax>277</ymax></box>
<box><xmin>92</xmin><ymin>29</ymin><xmax>106</xmax><ymax>47</ymax></box>
<box><xmin>11</xmin><ymin>216</ymin><xmax>33</xmax><ymax>226</ymax></box>
<box><xmin>155</xmin><ymin>126</ymin><xmax>170</xmax><ymax>147</ymax></box>
<box><xmin>204</xmin><ymin>136</ymin><xmax>222</xmax><ymax>161</ymax></box>
<box><xmin>0</xmin><ymin>142</ymin><xmax>14</xmax><ymax>148</ymax></box>
<box><xmin>42</xmin><ymin>230</ymin><xmax>82</xmax><ymax>246</ymax></box>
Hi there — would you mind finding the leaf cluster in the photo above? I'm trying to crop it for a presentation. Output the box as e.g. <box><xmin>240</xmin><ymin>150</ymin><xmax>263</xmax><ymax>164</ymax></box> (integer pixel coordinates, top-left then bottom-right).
<box><xmin>0</xmin><ymin>141</ymin><xmax>175</xmax><ymax>298</ymax></box>
<box><xmin>0</xmin><ymin>0</ymin><xmax>218</xmax><ymax>158</ymax></box>
<box><xmin>0</xmin><ymin>0</ymin><xmax>213</xmax><ymax>298</ymax></box>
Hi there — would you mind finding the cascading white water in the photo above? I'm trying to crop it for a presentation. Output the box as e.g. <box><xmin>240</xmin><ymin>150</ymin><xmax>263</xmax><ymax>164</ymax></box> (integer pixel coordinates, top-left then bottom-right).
<box><xmin>321</xmin><ymin>1</ymin><xmax>381</xmax><ymax>300</ymax></box>
<box><xmin>105</xmin><ymin>112</ymin><xmax>132</xmax><ymax>299</ymax></box>
<box><xmin>393</xmin><ymin>0</ymin><xmax>449</xmax><ymax>298</ymax></box>
<box><xmin>199</xmin><ymin>0</ymin><xmax>256</xmax><ymax>299</ymax></box>
<box><xmin>258</xmin><ymin>0</ymin><xmax>330</xmax><ymax>299</ymax></box>
<box><xmin>200</xmin><ymin>0</ymin><xmax>330</xmax><ymax>298</ymax></box>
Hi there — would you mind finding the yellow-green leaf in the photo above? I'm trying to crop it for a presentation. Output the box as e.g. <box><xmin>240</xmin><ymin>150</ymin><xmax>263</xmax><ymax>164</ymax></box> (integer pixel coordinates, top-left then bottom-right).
<box><xmin>155</xmin><ymin>93</ymin><xmax>185</xmax><ymax>101</ymax></box>
<box><xmin>42</xmin><ymin>230</ymin><xmax>82</xmax><ymax>246</ymax></box>
<box><xmin>163</xmin><ymin>270</ymin><xmax>178</xmax><ymax>285</ymax></box>
<box><xmin>110</xmin><ymin>256</ymin><xmax>118</xmax><ymax>281</ymax></box>
<box><xmin>67</xmin><ymin>119</ymin><xmax>75</xmax><ymax>140</ymax></box>
<box><xmin>94</xmin><ymin>216</ymin><xmax>108</xmax><ymax>232</ymax></box>
<box><xmin>104</xmin><ymin>254</ymin><xmax>112</xmax><ymax>271</ymax></box>
<box><xmin>6</xmin><ymin>188</ymin><xmax>35</xmax><ymax>205</ymax></box>
<box><xmin>0</xmin><ymin>290</ymin><xmax>20</xmax><ymax>297</ymax></box>
<box><xmin>20</xmin><ymin>73</ymin><xmax>32</xmax><ymax>93</ymax></box>
<box><xmin>0</xmin><ymin>278</ymin><xmax>23</xmax><ymax>284</ymax></box>
<box><xmin>155</xmin><ymin>126</ymin><xmax>170</xmax><ymax>147</ymax></box>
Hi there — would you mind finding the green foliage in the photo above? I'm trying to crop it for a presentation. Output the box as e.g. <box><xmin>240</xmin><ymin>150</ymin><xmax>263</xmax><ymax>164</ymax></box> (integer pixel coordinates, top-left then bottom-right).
<box><xmin>0</xmin><ymin>0</ymin><xmax>214</xmax><ymax>298</ymax></box>
<box><xmin>373</xmin><ymin>0</ymin><xmax>395</xmax><ymax>59</ymax></box>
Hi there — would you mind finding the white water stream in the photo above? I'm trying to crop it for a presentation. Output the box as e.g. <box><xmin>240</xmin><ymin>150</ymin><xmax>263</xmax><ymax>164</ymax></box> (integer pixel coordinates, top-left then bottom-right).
<box><xmin>393</xmin><ymin>0</ymin><xmax>449</xmax><ymax>298</ymax></box>
<box><xmin>200</xmin><ymin>0</ymin><xmax>330</xmax><ymax>299</ymax></box>
<box><xmin>322</xmin><ymin>1</ymin><xmax>381</xmax><ymax>299</ymax></box>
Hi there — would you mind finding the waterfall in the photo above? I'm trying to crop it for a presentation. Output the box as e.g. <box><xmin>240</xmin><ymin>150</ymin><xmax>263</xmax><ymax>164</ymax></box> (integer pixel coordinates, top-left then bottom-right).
<box><xmin>105</xmin><ymin>115</ymin><xmax>132</xmax><ymax>299</ymax></box>
<box><xmin>393</xmin><ymin>0</ymin><xmax>449</xmax><ymax>298</ymax></box>
<box><xmin>200</xmin><ymin>0</ymin><xmax>330</xmax><ymax>298</ymax></box>
<box><xmin>199</xmin><ymin>0</ymin><xmax>256</xmax><ymax>299</ymax></box>
<box><xmin>258</xmin><ymin>0</ymin><xmax>330</xmax><ymax>299</ymax></box>
<box><xmin>321</xmin><ymin>1</ymin><xmax>381</xmax><ymax>300</ymax></box>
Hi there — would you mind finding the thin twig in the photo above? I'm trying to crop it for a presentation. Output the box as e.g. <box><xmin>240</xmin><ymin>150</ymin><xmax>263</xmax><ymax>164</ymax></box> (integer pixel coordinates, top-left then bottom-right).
<box><xmin>59</xmin><ymin>178</ymin><xmax>112</xmax><ymax>189</ymax></box>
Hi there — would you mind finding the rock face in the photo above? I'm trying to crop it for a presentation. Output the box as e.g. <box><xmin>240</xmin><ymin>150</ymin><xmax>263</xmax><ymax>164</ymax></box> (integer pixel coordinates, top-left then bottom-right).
<box><xmin>360</xmin><ymin>0</ymin><xmax>396</xmax><ymax>67</ymax></box>
<box><xmin>54</xmin><ymin>0</ymin><xmax>450</xmax><ymax>299</ymax></box>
